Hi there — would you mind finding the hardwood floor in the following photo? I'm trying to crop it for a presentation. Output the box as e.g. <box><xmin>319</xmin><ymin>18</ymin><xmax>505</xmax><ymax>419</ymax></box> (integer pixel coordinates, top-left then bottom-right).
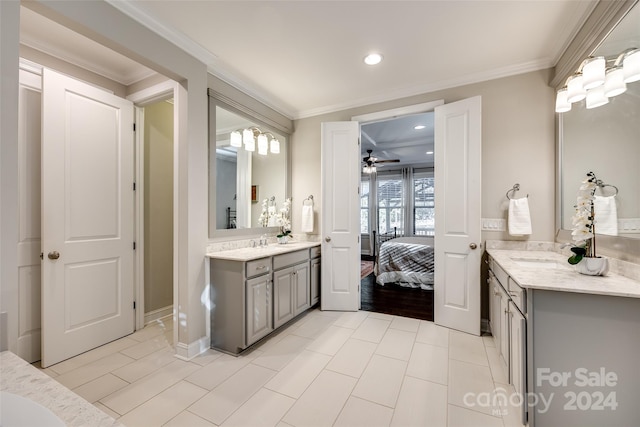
<box><xmin>360</xmin><ymin>273</ymin><xmax>434</xmax><ymax>321</ymax></box>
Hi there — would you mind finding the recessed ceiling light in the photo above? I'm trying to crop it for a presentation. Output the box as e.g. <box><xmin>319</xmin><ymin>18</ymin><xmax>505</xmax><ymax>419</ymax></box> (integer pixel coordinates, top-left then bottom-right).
<box><xmin>414</xmin><ymin>125</ymin><xmax>426</xmax><ymax>130</ymax></box>
<box><xmin>426</xmin><ymin>151</ymin><xmax>434</xmax><ymax>155</ymax></box>
<box><xmin>364</xmin><ymin>53</ymin><xmax>383</xmax><ymax>65</ymax></box>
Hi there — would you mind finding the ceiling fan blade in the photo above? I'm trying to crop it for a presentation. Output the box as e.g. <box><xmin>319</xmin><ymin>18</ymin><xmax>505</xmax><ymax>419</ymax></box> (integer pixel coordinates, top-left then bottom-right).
<box><xmin>375</xmin><ymin>159</ymin><xmax>400</xmax><ymax>163</ymax></box>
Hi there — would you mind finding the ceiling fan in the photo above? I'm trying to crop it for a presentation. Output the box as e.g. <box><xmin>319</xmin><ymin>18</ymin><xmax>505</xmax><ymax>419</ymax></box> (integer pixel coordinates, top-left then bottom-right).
<box><xmin>362</xmin><ymin>149</ymin><xmax>400</xmax><ymax>172</ymax></box>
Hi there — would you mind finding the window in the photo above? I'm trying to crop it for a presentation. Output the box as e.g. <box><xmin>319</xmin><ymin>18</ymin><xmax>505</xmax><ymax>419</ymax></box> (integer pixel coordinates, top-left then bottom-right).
<box><xmin>377</xmin><ymin>174</ymin><xmax>404</xmax><ymax>235</ymax></box>
<box><xmin>414</xmin><ymin>173</ymin><xmax>435</xmax><ymax>236</ymax></box>
<box><xmin>360</xmin><ymin>177</ymin><xmax>369</xmax><ymax>233</ymax></box>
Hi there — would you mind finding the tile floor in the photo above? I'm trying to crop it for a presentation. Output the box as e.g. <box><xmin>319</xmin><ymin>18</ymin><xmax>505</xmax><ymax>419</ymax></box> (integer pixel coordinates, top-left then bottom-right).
<box><xmin>37</xmin><ymin>309</ymin><xmax>524</xmax><ymax>427</ymax></box>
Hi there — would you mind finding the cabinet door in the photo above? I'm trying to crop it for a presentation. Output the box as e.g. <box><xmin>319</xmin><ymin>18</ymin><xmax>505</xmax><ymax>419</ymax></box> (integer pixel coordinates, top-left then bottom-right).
<box><xmin>246</xmin><ymin>274</ymin><xmax>273</xmax><ymax>346</ymax></box>
<box><xmin>311</xmin><ymin>258</ymin><xmax>321</xmax><ymax>306</ymax></box>
<box><xmin>499</xmin><ymin>284</ymin><xmax>510</xmax><ymax>379</ymax></box>
<box><xmin>293</xmin><ymin>262</ymin><xmax>310</xmax><ymax>316</ymax></box>
<box><xmin>273</xmin><ymin>266</ymin><xmax>295</xmax><ymax>328</ymax></box>
<box><xmin>489</xmin><ymin>274</ymin><xmax>501</xmax><ymax>349</ymax></box>
<box><xmin>509</xmin><ymin>302</ymin><xmax>527</xmax><ymax>425</ymax></box>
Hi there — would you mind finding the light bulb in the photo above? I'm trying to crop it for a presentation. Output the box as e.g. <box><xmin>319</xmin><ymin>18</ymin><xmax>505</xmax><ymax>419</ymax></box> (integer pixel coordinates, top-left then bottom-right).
<box><xmin>555</xmin><ymin>88</ymin><xmax>571</xmax><ymax>113</ymax></box>
<box><xmin>230</xmin><ymin>131</ymin><xmax>242</xmax><ymax>148</ymax></box>
<box><xmin>604</xmin><ymin>67</ymin><xmax>626</xmax><ymax>97</ymax></box>
<box><xmin>270</xmin><ymin>138</ymin><xmax>280</xmax><ymax>154</ymax></box>
<box><xmin>257</xmin><ymin>134</ymin><xmax>268</xmax><ymax>155</ymax></box>
<box><xmin>623</xmin><ymin>49</ymin><xmax>640</xmax><ymax>83</ymax></box>
<box><xmin>566</xmin><ymin>74</ymin><xmax>586</xmax><ymax>103</ymax></box>
<box><xmin>582</xmin><ymin>56</ymin><xmax>605</xmax><ymax>89</ymax></box>
<box><xmin>585</xmin><ymin>86</ymin><xmax>608</xmax><ymax>109</ymax></box>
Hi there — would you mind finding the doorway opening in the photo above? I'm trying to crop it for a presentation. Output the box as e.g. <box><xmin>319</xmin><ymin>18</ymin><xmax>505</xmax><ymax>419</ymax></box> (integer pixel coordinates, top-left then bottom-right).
<box><xmin>355</xmin><ymin>103</ymin><xmax>441</xmax><ymax>321</ymax></box>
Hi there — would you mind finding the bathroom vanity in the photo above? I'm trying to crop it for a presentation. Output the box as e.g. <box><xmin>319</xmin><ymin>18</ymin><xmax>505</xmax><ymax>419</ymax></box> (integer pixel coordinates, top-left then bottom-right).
<box><xmin>207</xmin><ymin>242</ymin><xmax>320</xmax><ymax>354</ymax></box>
<box><xmin>487</xmin><ymin>246</ymin><xmax>640</xmax><ymax>427</ymax></box>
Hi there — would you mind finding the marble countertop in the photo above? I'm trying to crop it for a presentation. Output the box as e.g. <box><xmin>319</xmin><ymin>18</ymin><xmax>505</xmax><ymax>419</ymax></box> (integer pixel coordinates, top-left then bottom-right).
<box><xmin>487</xmin><ymin>249</ymin><xmax>640</xmax><ymax>298</ymax></box>
<box><xmin>207</xmin><ymin>241</ymin><xmax>320</xmax><ymax>261</ymax></box>
<box><xmin>0</xmin><ymin>351</ymin><xmax>122</xmax><ymax>427</ymax></box>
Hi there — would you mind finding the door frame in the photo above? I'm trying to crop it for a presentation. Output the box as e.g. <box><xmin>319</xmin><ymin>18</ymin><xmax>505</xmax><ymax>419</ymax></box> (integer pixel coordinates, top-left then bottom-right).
<box><xmin>127</xmin><ymin>80</ymin><xmax>178</xmax><ymax>334</ymax></box>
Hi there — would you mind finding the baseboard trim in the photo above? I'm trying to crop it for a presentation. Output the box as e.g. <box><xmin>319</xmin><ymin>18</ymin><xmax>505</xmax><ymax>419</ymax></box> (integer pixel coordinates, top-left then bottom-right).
<box><xmin>175</xmin><ymin>336</ymin><xmax>210</xmax><ymax>361</ymax></box>
<box><xmin>144</xmin><ymin>305</ymin><xmax>173</xmax><ymax>325</ymax></box>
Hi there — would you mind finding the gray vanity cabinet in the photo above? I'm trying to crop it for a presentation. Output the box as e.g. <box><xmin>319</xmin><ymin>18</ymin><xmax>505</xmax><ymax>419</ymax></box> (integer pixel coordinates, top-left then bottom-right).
<box><xmin>273</xmin><ymin>266</ymin><xmax>295</xmax><ymax>328</ymax></box>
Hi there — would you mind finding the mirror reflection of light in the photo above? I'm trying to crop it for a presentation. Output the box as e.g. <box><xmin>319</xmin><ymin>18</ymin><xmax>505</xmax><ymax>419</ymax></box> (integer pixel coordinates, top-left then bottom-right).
<box><xmin>201</xmin><ymin>284</ymin><xmax>213</xmax><ymax>311</ymax></box>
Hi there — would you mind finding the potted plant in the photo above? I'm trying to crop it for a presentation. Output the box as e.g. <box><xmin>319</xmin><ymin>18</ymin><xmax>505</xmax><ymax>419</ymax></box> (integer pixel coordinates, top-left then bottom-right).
<box><xmin>567</xmin><ymin>171</ymin><xmax>609</xmax><ymax>276</ymax></box>
<box><xmin>276</xmin><ymin>197</ymin><xmax>292</xmax><ymax>243</ymax></box>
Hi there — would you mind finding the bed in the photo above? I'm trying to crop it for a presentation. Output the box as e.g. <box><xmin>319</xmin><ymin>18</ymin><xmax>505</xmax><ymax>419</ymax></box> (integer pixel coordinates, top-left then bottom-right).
<box><xmin>374</xmin><ymin>234</ymin><xmax>434</xmax><ymax>290</ymax></box>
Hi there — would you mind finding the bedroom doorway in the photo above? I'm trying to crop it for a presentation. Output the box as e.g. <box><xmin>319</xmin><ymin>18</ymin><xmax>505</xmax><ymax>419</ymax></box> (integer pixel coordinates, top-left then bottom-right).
<box><xmin>354</xmin><ymin>101</ymin><xmax>443</xmax><ymax>321</ymax></box>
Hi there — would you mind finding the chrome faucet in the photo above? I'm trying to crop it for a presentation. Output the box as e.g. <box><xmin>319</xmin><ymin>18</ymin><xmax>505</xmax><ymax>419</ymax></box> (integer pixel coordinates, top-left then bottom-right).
<box><xmin>260</xmin><ymin>234</ymin><xmax>268</xmax><ymax>247</ymax></box>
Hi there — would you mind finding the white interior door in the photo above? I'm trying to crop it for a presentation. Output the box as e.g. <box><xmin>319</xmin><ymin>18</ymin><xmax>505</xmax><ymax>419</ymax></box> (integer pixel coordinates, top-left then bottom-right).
<box><xmin>434</xmin><ymin>96</ymin><xmax>481</xmax><ymax>336</ymax></box>
<box><xmin>321</xmin><ymin>121</ymin><xmax>360</xmax><ymax>311</ymax></box>
<box><xmin>41</xmin><ymin>69</ymin><xmax>135</xmax><ymax>367</ymax></box>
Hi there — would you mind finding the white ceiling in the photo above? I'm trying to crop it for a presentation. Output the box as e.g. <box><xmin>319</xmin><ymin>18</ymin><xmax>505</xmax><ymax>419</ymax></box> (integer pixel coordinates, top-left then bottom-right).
<box><xmin>21</xmin><ymin>0</ymin><xmax>598</xmax><ymax>120</ymax></box>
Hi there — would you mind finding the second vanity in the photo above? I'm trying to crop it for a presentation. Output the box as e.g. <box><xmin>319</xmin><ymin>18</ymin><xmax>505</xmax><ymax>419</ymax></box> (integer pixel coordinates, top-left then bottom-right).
<box><xmin>486</xmin><ymin>245</ymin><xmax>640</xmax><ymax>427</ymax></box>
<box><xmin>207</xmin><ymin>241</ymin><xmax>320</xmax><ymax>355</ymax></box>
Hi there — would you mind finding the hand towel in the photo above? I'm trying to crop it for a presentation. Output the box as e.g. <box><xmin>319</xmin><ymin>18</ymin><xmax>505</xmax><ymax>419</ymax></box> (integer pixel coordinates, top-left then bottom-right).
<box><xmin>301</xmin><ymin>204</ymin><xmax>314</xmax><ymax>233</ymax></box>
<box><xmin>267</xmin><ymin>206</ymin><xmax>277</xmax><ymax>227</ymax></box>
<box><xmin>508</xmin><ymin>197</ymin><xmax>532</xmax><ymax>236</ymax></box>
<box><xmin>594</xmin><ymin>195</ymin><xmax>618</xmax><ymax>236</ymax></box>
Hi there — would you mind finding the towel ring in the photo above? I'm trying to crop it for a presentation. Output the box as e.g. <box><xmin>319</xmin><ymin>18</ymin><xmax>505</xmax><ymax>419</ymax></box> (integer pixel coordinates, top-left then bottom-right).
<box><xmin>303</xmin><ymin>195</ymin><xmax>314</xmax><ymax>206</ymax></box>
<box><xmin>506</xmin><ymin>183</ymin><xmax>528</xmax><ymax>200</ymax></box>
<box><xmin>595</xmin><ymin>180</ymin><xmax>619</xmax><ymax>196</ymax></box>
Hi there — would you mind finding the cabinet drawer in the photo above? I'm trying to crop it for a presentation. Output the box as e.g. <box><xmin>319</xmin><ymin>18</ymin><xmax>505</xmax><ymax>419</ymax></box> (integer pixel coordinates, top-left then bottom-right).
<box><xmin>508</xmin><ymin>277</ymin><xmax>526</xmax><ymax>314</ymax></box>
<box><xmin>246</xmin><ymin>258</ymin><xmax>271</xmax><ymax>278</ymax></box>
<box><xmin>273</xmin><ymin>249</ymin><xmax>308</xmax><ymax>270</ymax></box>
<box><xmin>491</xmin><ymin>259</ymin><xmax>509</xmax><ymax>288</ymax></box>
<box><xmin>309</xmin><ymin>246</ymin><xmax>321</xmax><ymax>259</ymax></box>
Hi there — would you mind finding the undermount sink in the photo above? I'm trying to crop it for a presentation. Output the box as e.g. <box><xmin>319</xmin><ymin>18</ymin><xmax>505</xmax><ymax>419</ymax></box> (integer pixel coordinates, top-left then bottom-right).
<box><xmin>0</xmin><ymin>391</ymin><xmax>65</xmax><ymax>427</ymax></box>
<box><xmin>510</xmin><ymin>258</ymin><xmax>566</xmax><ymax>269</ymax></box>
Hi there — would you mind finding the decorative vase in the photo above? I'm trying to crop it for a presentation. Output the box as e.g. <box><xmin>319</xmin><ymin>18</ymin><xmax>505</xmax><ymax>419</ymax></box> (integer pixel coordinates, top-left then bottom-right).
<box><xmin>575</xmin><ymin>257</ymin><xmax>609</xmax><ymax>276</ymax></box>
<box><xmin>277</xmin><ymin>235</ymin><xmax>289</xmax><ymax>244</ymax></box>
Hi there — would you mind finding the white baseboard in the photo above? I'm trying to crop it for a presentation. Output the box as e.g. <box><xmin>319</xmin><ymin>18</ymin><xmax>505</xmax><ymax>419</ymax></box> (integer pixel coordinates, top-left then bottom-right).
<box><xmin>144</xmin><ymin>305</ymin><xmax>173</xmax><ymax>325</ymax></box>
<box><xmin>175</xmin><ymin>336</ymin><xmax>210</xmax><ymax>361</ymax></box>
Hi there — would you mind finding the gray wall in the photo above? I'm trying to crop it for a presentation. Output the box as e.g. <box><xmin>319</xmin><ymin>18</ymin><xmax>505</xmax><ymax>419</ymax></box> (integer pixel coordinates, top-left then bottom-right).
<box><xmin>144</xmin><ymin>101</ymin><xmax>174</xmax><ymax>314</ymax></box>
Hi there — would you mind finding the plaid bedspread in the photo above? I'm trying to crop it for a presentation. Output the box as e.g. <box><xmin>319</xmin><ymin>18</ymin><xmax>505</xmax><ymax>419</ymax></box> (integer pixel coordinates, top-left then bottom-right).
<box><xmin>376</xmin><ymin>241</ymin><xmax>434</xmax><ymax>289</ymax></box>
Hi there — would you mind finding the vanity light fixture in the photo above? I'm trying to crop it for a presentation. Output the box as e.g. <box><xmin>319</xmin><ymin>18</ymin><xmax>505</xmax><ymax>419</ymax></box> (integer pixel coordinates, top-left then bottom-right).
<box><xmin>230</xmin><ymin>127</ymin><xmax>281</xmax><ymax>155</ymax></box>
<box><xmin>556</xmin><ymin>48</ymin><xmax>640</xmax><ymax>113</ymax></box>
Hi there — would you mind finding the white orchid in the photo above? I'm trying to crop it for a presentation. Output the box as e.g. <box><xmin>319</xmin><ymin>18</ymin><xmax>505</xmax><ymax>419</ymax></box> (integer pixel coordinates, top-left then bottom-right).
<box><xmin>569</xmin><ymin>171</ymin><xmax>599</xmax><ymax>263</ymax></box>
<box><xmin>276</xmin><ymin>197</ymin><xmax>292</xmax><ymax>237</ymax></box>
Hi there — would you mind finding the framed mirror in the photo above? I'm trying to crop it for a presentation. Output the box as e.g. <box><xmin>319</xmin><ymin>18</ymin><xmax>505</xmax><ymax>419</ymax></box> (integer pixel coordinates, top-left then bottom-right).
<box><xmin>209</xmin><ymin>97</ymin><xmax>290</xmax><ymax>238</ymax></box>
<box><xmin>558</xmin><ymin>3</ymin><xmax>640</xmax><ymax>241</ymax></box>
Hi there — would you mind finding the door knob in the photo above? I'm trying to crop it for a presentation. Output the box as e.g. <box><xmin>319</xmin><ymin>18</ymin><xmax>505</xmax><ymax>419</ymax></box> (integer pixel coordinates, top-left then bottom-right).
<box><xmin>469</xmin><ymin>243</ymin><xmax>478</xmax><ymax>250</ymax></box>
<box><xmin>325</xmin><ymin>236</ymin><xmax>332</xmax><ymax>242</ymax></box>
<box><xmin>48</xmin><ymin>251</ymin><xmax>60</xmax><ymax>260</ymax></box>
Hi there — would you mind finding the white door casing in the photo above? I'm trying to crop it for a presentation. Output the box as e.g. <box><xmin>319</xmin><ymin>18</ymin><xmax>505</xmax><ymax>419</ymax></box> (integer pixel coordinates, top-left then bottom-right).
<box><xmin>434</xmin><ymin>96</ymin><xmax>482</xmax><ymax>336</ymax></box>
<box><xmin>321</xmin><ymin>121</ymin><xmax>360</xmax><ymax>311</ymax></box>
<box><xmin>41</xmin><ymin>69</ymin><xmax>135</xmax><ymax>367</ymax></box>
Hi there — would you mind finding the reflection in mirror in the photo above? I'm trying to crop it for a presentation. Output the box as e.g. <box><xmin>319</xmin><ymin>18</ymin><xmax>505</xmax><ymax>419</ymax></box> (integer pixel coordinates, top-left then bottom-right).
<box><xmin>560</xmin><ymin>3</ymin><xmax>640</xmax><ymax>239</ymax></box>
<box><xmin>211</xmin><ymin>104</ymin><xmax>288</xmax><ymax>235</ymax></box>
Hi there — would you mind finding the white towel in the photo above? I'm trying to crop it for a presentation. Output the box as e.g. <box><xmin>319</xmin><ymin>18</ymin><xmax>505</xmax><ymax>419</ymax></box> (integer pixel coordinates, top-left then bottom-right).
<box><xmin>508</xmin><ymin>197</ymin><xmax>532</xmax><ymax>236</ymax></box>
<box><xmin>267</xmin><ymin>206</ymin><xmax>277</xmax><ymax>226</ymax></box>
<box><xmin>301</xmin><ymin>205</ymin><xmax>314</xmax><ymax>233</ymax></box>
<box><xmin>594</xmin><ymin>195</ymin><xmax>618</xmax><ymax>236</ymax></box>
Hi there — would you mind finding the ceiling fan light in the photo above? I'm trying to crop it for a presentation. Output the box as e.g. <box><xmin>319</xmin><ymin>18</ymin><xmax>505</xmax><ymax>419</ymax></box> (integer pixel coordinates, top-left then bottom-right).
<box><xmin>257</xmin><ymin>134</ymin><xmax>268</xmax><ymax>155</ymax></box>
<box><xmin>582</xmin><ymin>56</ymin><xmax>606</xmax><ymax>89</ymax></box>
<box><xmin>585</xmin><ymin>86</ymin><xmax>608</xmax><ymax>109</ymax></box>
<box><xmin>270</xmin><ymin>137</ymin><xmax>280</xmax><ymax>154</ymax></box>
<box><xmin>566</xmin><ymin>74</ymin><xmax>586</xmax><ymax>103</ymax></box>
<box><xmin>230</xmin><ymin>130</ymin><xmax>242</xmax><ymax>148</ymax></box>
<box><xmin>604</xmin><ymin>67</ymin><xmax>626</xmax><ymax>97</ymax></box>
<box><xmin>364</xmin><ymin>53</ymin><xmax>383</xmax><ymax>65</ymax></box>
<box><xmin>623</xmin><ymin>49</ymin><xmax>640</xmax><ymax>83</ymax></box>
<box><xmin>555</xmin><ymin>87</ymin><xmax>571</xmax><ymax>113</ymax></box>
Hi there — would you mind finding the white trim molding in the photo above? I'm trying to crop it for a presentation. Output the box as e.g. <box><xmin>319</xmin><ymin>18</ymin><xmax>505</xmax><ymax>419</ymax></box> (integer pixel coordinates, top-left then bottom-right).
<box><xmin>175</xmin><ymin>336</ymin><xmax>210</xmax><ymax>361</ymax></box>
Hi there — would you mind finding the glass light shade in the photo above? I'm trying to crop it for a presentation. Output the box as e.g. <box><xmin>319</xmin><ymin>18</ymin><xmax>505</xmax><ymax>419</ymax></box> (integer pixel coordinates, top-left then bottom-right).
<box><xmin>623</xmin><ymin>49</ymin><xmax>640</xmax><ymax>83</ymax></box>
<box><xmin>257</xmin><ymin>134</ymin><xmax>268</xmax><ymax>155</ymax></box>
<box><xmin>270</xmin><ymin>138</ymin><xmax>280</xmax><ymax>154</ymax></box>
<box><xmin>566</xmin><ymin>74</ymin><xmax>586</xmax><ymax>103</ymax></box>
<box><xmin>230</xmin><ymin>131</ymin><xmax>242</xmax><ymax>148</ymax></box>
<box><xmin>604</xmin><ymin>67</ymin><xmax>627</xmax><ymax>97</ymax></box>
<box><xmin>585</xmin><ymin>86</ymin><xmax>609</xmax><ymax>109</ymax></box>
<box><xmin>582</xmin><ymin>56</ymin><xmax>605</xmax><ymax>89</ymax></box>
<box><xmin>243</xmin><ymin>129</ymin><xmax>255</xmax><ymax>151</ymax></box>
<box><xmin>555</xmin><ymin>88</ymin><xmax>571</xmax><ymax>113</ymax></box>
